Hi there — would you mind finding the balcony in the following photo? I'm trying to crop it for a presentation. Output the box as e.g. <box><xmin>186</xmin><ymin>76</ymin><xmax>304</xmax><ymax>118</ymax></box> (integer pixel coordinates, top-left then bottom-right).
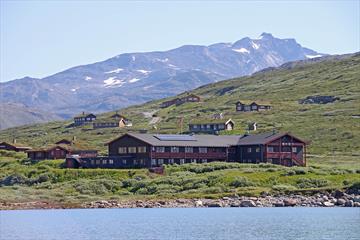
<box><xmin>151</xmin><ymin>152</ymin><xmax>227</xmax><ymax>159</ymax></box>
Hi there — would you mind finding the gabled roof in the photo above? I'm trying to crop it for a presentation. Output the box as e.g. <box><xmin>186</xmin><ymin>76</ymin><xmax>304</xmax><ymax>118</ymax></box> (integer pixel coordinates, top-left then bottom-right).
<box><xmin>0</xmin><ymin>141</ymin><xmax>31</xmax><ymax>149</ymax></box>
<box><xmin>74</xmin><ymin>113</ymin><xmax>96</xmax><ymax>118</ymax></box>
<box><xmin>106</xmin><ymin>133</ymin><xmax>242</xmax><ymax>147</ymax></box>
<box><xmin>237</xmin><ymin>132</ymin><xmax>307</xmax><ymax>145</ymax></box>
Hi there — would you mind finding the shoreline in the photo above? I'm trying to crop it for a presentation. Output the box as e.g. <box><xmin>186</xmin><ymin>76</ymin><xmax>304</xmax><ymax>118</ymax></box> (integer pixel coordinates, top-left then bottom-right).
<box><xmin>2</xmin><ymin>192</ymin><xmax>359</xmax><ymax>210</ymax></box>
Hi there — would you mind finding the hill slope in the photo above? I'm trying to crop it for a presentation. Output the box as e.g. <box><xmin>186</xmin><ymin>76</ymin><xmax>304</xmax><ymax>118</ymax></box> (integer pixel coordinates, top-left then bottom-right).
<box><xmin>0</xmin><ymin>53</ymin><xmax>359</xmax><ymax>165</ymax></box>
<box><xmin>0</xmin><ymin>33</ymin><xmax>323</xmax><ymax>129</ymax></box>
<box><xmin>0</xmin><ymin>103</ymin><xmax>62</xmax><ymax>130</ymax></box>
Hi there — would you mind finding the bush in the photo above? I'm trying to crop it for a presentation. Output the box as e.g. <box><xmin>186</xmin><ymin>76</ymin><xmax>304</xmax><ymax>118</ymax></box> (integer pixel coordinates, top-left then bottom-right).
<box><xmin>347</xmin><ymin>181</ymin><xmax>360</xmax><ymax>194</ymax></box>
<box><xmin>230</xmin><ymin>177</ymin><xmax>255</xmax><ymax>188</ymax></box>
<box><xmin>296</xmin><ymin>178</ymin><xmax>330</xmax><ymax>189</ymax></box>
<box><xmin>0</xmin><ymin>173</ymin><xmax>27</xmax><ymax>186</ymax></box>
<box><xmin>272</xmin><ymin>184</ymin><xmax>297</xmax><ymax>192</ymax></box>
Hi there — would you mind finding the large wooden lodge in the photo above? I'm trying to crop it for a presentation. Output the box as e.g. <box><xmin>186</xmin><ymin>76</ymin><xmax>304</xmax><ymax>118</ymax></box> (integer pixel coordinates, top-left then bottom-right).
<box><xmin>66</xmin><ymin>132</ymin><xmax>308</xmax><ymax>169</ymax></box>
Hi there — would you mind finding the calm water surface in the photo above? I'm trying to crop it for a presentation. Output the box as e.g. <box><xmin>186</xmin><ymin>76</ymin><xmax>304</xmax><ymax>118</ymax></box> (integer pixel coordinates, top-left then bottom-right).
<box><xmin>0</xmin><ymin>208</ymin><xmax>359</xmax><ymax>240</ymax></box>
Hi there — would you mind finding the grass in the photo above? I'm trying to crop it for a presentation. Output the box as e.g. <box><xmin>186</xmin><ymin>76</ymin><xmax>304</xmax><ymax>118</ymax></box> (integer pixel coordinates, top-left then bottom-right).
<box><xmin>0</xmin><ymin>151</ymin><xmax>359</xmax><ymax>205</ymax></box>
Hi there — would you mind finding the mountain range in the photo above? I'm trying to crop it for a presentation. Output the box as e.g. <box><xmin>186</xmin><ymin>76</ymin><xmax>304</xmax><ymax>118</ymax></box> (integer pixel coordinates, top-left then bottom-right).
<box><xmin>0</xmin><ymin>33</ymin><xmax>324</xmax><ymax>129</ymax></box>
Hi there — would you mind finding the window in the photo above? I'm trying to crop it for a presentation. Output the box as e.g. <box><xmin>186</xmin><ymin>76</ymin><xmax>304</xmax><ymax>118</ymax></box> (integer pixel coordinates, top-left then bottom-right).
<box><xmin>151</xmin><ymin>159</ymin><xmax>156</xmax><ymax>166</ymax></box>
<box><xmin>91</xmin><ymin>160</ymin><xmax>95</xmax><ymax>165</ymax></box>
<box><xmin>102</xmin><ymin>159</ymin><xmax>107</xmax><ymax>164</ymax></box>
<box><xmin>139</xmin><ymin>159</ymin><xmax>144</xmax><ymax>165</ymax></box>
<box><xmin>191</xmin><ymin>159</ymin><xmax>197</xmax><ymax>163</ymax></box>
<box><xmin>192</xmin><ymin>125</ymin><xmax>198</xmax><ymax>129</ymax></box>
<box><xmin>267</xmin><ymin>146</ymin><xmax>274</xmax><ymax>152</ymax></box>
<box><xmin>185</xmin><ymin>147</ymin><xmax>193</xmax><ymax>153</ymax></box>
<box><xmin>247</xmin><ymin>147</ymin><xmax>252</xmax><ymax>153</ymax></box>
<box><xmin>109</xmin><ymin>159</ymin><xmax>114</xmax><ymax>164</ymax></box>
<box><xmin>158</xmin><ymin>159</ymin><xmax>164</xmax><ymax>165</ymax></box>
<box><xmin>207</xmin><ymin>124</ymin><xmax>211</xmax><ymax>129</ymax></box>
<box><xmin>199</xmin><ymin>147</ymin><xmax>207</xmax><ymax>153</ymax></box>
<box><xmin>138</xmin><ymin>146</ymin><xmax>147</xmax><ymax>153</ymax></box>
<box><xmin>36</xmin><ymin>152</ymin><xmax>42</xmax><ymax>158</ymax></box>
<box><xmin>118</xmin><ymin>147</ymin><xmax>127</xmax><ymax>154</ymax></box>
<box><xmin>122</xmin><ymin>159</ymin><xmax>127</xmax><ymax>165</ymax></box>
<box><xmin>128</xmin><ymin>147</ymin><xmax>137</xmax><ymax>153</ymax></box>
<box><xmin>156</xmin><ymin>147</ymin><xmax>165</xmax><ymax>153</ymax></box>
<box><xmin>96</xmin><ymin>160</ymin><xmax>100</xmax><ymax>165</ymax></box>
<box><xmin>256</xmin><ymin>147</ymin><xmax>260</xmax><ymax>153</ymax></box>
<box><xmin>292</xmin><ymin>147</ymin><xmax>297</xmax><ymax>153</ymax></box>
<box><xmin>168</xmin><ymin>159</ymin><xmax>174</xmax><ymax>164</ymax></box>
<box><xmin>202</xmin><ymin>159</ymin><xmax>207</xmax><ymax>163</ymax></box>
<box><xmin>171</xmin><ymin>147</ymin><xmax>179</xmax><ymax>153</ymax></box>
<box><xmin>180</xmin><ymin>159</ymin><xmax>185</xmax><ymax>164</ymax></box>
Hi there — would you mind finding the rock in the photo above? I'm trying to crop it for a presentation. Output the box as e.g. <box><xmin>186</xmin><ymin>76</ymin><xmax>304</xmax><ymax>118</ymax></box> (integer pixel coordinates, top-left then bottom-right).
<box><xmin>274</xmin><ymin>202</ymin><xmax>284</xmax><ymax>207</ymax></box>
<box><xmin>345</xmin><ymin>200</ymin><xmax>354</xmax><ymax>207</ymax></box>
<box><xmin>230</xmin><ymin>202</ymin><xmax>240</xmax><ymax>207</ymax></box>
<box><xmin>299</xmin><ymin>95</ymin><xmax>339</xmax><ymax>104</ymax></box>
<box><xmin>207</xmin><ymin>202</ymin><xmax>221</xmax><ymax>208</ymax></box>
<box><xmin>336</xmin><ymin>199</ymin><xmax>346</xmax><ymax>206</ymax></box>
<box><xmin>354</xmin><ymin>202</ymin><xmax>360</xmax><ymax>207</ymax></box>
<box><xmin>195</xmin><ymin>200</ymin><xmax>203</xmax><ymax>207</ymax></box>
<box><xmin>333</xmin><ymin>190</ymin><xmax>345</xmax><ymax>199</ymax></box>
<box><xmin>322</xmin><ymin>196</ymin><xmax>329</xmax><ymax>201</ymax></box>
<box><xmin>222</xmin><ymin>197</ymin><xmax>232</xmax><ymax>201</ymax></box>
<box><xmin>158</xmin><ymin>200</ymin><xmax>166</xmax><ymax>205</ymax></box>
<box><xmin>283</xmin><ymin>199</ymin><xmax>297</xmax><ymax>207</ymax></box>
<box><xmin>353</xmin><ymin>196</ymin><xmax>360</xmax><ymax>203</ymax></box>
<box><xmin>240</xmin><ymin>200</ymin><xmax>256</xmax><ymax>207</ymax></box>
<box><xmin>323</xmin><ymin>201</ymin><xmax>334</xmax><ymax>207</ymax></box>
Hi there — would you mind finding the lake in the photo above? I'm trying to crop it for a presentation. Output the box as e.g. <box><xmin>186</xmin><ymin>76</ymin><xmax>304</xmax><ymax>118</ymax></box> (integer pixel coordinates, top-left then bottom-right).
<box><xmin>0</xmin><ymin>208</ymin><xmax>359</xmax><ymax>240</ymax></box>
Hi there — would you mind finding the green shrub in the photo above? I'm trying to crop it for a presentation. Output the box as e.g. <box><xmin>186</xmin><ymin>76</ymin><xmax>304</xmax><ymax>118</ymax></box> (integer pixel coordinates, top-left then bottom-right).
<box><xmin>230</xmin><ymin>177</ymin><xmax>255</xmax><ymax>188</ymax></box>
<box><xmin>296</xmin><ymin>178</ymin><xmax>330</xmax><ymax>189</ymax></box>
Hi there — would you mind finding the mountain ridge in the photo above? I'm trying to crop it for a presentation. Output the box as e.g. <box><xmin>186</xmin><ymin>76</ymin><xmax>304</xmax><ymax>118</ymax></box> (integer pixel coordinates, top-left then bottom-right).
<box><xmin>0</xmin><ymin>33</ymin><xmax>324</xmax><ymax>129</ymax></box>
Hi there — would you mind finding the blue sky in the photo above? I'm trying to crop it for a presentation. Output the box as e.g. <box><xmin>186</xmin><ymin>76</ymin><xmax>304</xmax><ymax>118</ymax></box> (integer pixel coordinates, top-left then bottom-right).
<box><xmin>1</xmin><ymin>1</ymin><xmax>359</xmax><ymax>82</ymax></box>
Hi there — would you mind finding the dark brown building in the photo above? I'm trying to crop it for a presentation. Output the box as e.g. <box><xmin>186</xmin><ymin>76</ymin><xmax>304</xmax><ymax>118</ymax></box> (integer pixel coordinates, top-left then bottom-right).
<box><xmin>160</xmin><ymin>94</ymin><xmax>201</xmax><ymax>108</ymax></box>
<box><xmin>27</xmin><ymin>144</ymin><xmax>98</xmax><ymax>160</ymax></box>
<box><xmin>68</xmin><ymin>131</ymin><xmax>307</xmax><ymax>169</ymax></box>
<box><xmin>74</xmin><ymin>112</ymin><xmax>97</xmax><ymax>126</ymax></box>
<box><xmin>0</xmin><ymin>141</ymin><xmax>31</xmax><ymax>152</ymax></box>
<box><xmin>236</xmin><ymin>101</ymin><xmax>271</xmax><ymax>112</ymax></box>
<box><xmin>189</xmin><ymin>119</ymin><xmax>235</xmax><ymax>133</ymax></box>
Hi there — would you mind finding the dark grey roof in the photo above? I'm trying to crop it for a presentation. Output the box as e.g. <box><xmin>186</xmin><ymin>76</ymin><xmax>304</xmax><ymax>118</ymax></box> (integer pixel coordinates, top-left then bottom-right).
<box><xmin>237</xmin><ymin>132</ymin><xmax>305</xmax><ymax>145</ymax></box>
<box><xmin>107</xmin><ymin>132</ymin><xmax>306</xmax><ymax>147</ymax></box>
<box><xmin>113</xmin><ymin>133</ymin><xmax>242</xmax><ymax>147</ymax></box>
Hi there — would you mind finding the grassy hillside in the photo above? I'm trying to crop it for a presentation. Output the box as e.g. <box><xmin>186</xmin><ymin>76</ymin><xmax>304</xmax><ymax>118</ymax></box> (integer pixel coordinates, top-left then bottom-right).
<box><xmin>0</xmin><ymin>53</ymin><xmax>359</xmax><ymax>166</ymax></box>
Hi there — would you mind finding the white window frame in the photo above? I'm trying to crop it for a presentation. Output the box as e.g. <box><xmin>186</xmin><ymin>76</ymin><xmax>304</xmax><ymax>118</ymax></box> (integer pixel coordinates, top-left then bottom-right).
<box><xmin>109</xmin><ymin>159</ymin><xmax>114</xmax><ymax>164</ymax></box>
<box><xmin>247</xmin><ymin>147</ymin><xmax>252</xmax><ymax>153</ymax></box>
<box><xmin>118</xmin><ymin>147</ymin><xmax>127</xmax><ymax>154</ymax></box>
<box><xmin>122</xmin><ymin>159</ymin><xmax>127</xmax><ymax>164</ymax></box>
<box><xmin>199</xmin><ymin>147</ymin><xmax>207</xmax><ymax>153</ymax></box>
<box><xmin>151</xmin><ymin>159</ymin><xmax>156</xmax><ymax>166</ymax></box>
<box><xmin>267</xmin><ymin>146</ymin><xmax>274</xmax><ymax>152</ymax></box>
<box><xmin>202</xmin><ymin>159</ymin><xmax>207</xmax><ymax>163</ymax></box>
<box><xmin>292</xmin><ymin>147</ymin><xmax>297</xmax><ymax>153</ymax></box>
<box><xmin>171</xmin><ymin>147</ymin><xmax>179</xmax><ymax>153</ymax></box>
<box><xmin>191</xmin><ymin>159</ymin><xmax>197</xmax><ymax>163</ymax></box>
<box><xmin>138</xmin><ymin>146</ymin><xmax>147</xmax><ymax>153</ymax></box>
<box><xmin>180</xmin><ymin>159</ymin><xmax>185</xmax><ymax>164</ymax></box>
<box><xmin>168</xmin><ymin>159</ymin><xmax>174</xmax><ymax>164</ymax></box>
<box><xmin>158</xmin><ymin>159</ymin><xmax>164</xmax><ymax>165</ymax></box>
<box><xmin>128</xmin><ymin>147</ymin><xmax>137</xmax><ymax>153</ymax></box>
<box><xmin>185</xmin><ymin>147</ymin><xmax>193</xmax><ymax>153</ymax></box>
<box><xmin>156</xmin><ymin>147</ymin><xmax>165</xmax><ymax>153</ymax></box>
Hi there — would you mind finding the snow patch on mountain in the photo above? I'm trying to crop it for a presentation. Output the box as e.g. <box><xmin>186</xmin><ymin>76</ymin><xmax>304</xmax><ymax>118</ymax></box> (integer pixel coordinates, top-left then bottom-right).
<box><xmin>129</xmin><ymin>78</ymin><xmax>140</xmax><ymax>83</ymax></box>
<box><xmin>103</xmin><ymin>77</ymin><xmax>125</xmax><ymax>87</ymax></box>
<box><xmin>251</xmin><ymin>41</ymin><xmax>260</xmax><ymax>50</ymax></box>
<box><xmin>105</xmin><ymin>68</ymin><xmax>124</xmax><ymax>74</ymax></box>
<box><xmin>84</xmin><ymin>76</ymin><xmax>92</xmax><ymax>81</ymax></box>
<box><xmin>136</xmin><ymin>70</ymin><xmax>151</xmax><ymax>74</ymax></box>
<box><xmin>156</xmin><ymin>58</ymin><xmax>169</xmax><ymax>62</ymax></box>
<box><xmin>232</xmin><ymin>48</ymin><xmax>250</xmax><ymax>54</ymax></box>
<box><xmin>306</xmin><ymin>54</ymin><xmax>323</xmax><ymax>59</ymax></box>
<box><xmin>71</xmin><ymin>87</ymin><xmax>80</xmax><ymax>92</ymax></box>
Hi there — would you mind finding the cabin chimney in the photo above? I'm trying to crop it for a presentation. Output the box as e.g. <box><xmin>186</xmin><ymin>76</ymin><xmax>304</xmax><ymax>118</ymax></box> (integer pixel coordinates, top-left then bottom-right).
<box><xmin>72</xmin><ymin>136</ymin><xmax>76</xmax><ymax>142</ymax></box>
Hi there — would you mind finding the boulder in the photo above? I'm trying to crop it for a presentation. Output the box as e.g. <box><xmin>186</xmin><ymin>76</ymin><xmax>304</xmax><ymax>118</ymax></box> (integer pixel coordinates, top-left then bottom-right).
<box><xmin>353</xmin><ymin>196</ymin><xmax>360</xmax><ymax>203</ymax></box>
<box><xmin>274</xmin><ymin>202</ymin><xmax>285</xmax><ymax>207</ymax></box>
<box><xmin>323</xmin><ymin>201</ymin><xmax>334</xmax><ymax>207</ymax></box>
<box><xmin>336</xmin><ymin>199</ymin><xmax>346</xmax><ymax>206</ymax></box>
<box><xmin>345</xmin><ymin>200</ymin><xmax>354</xmax><ymax>207</ymax></box>
<box><xmin>195</xmin><ymin>200</ymin><xmax>203</xmax><ymax>207</ymax></box>
<box><xmin>240</xmin><ymin>200</ymin><xmax>256</xmax><ymax>207</ymax></box>
<box><xmin>354</xmin><ymin>202</ymin><xmax>360</xmax><ymax>207</ymax></box>
<box><xmin>283</xmin><ymin>199</ymin><xmax>297</xmax><ymax>207</ymax></box>
<box><xmin>333</xmin><ymin>190</ymin><xmax>344</xmax><ymax>199</ymax></box>
<box><xmin>207</xmin><ymin>202</ymin><xmax>222</xmax><ymax>208</ymax></box>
